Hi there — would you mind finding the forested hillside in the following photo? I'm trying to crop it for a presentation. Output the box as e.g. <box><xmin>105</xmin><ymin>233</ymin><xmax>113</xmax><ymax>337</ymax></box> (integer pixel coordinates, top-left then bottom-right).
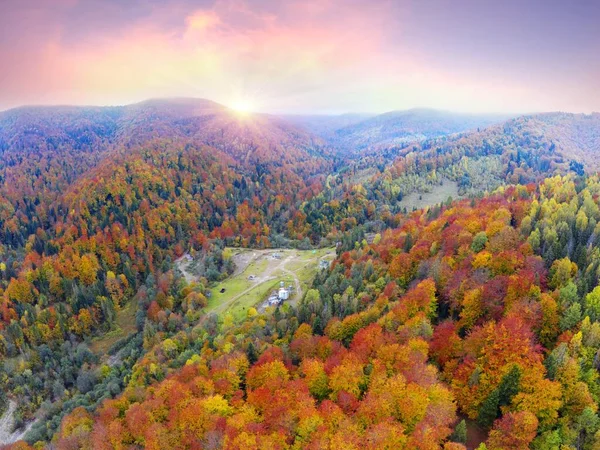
<box><xmin>0</xmin><ymin>99</ymin><xmax>336</xmax><ymax>443</ymax></box>
<box><xmin>291</xmin><ymin>112</ymin><xmax>600</xmax><ymax>242</ymax></box>
<box><xmin>2</xmin><ymin>100</ymin><xmax>600</xmax><ymax>449</ymax></box>
<box><xmin>0</xmin><ymin>99</ymin><xmax>334</xmax><ymax>245</ymax></box>
<box><xmin>28</xmin><ymin>175</ymin><xmax>600</xmax><ymax>450</ymax></box>
<box><xmin>376</xmin><ymin>112</ymin><xmax>600</xmax><ymax>194</ymax></box>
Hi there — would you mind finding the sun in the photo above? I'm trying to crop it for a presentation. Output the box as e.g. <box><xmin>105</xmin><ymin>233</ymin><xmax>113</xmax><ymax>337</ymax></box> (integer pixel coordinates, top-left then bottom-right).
<box><xmin>230</xmin><ymin>98</ymin><xmax>255</xmax><ymax>115</ymax></box>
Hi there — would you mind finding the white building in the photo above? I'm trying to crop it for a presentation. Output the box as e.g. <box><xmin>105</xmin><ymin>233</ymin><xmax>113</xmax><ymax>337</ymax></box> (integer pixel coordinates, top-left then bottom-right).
<box><xmin>278</xmin><ymin>288</ymin><xmax>289</xmax><ymax>300</ymax></box>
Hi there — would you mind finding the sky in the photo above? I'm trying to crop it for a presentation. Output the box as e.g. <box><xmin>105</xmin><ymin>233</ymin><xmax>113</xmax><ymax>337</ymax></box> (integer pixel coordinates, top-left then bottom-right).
<box><xmin>0</xmin><ymin>0</ymin><xmax>599</xmax><ymax>114</ymax></box>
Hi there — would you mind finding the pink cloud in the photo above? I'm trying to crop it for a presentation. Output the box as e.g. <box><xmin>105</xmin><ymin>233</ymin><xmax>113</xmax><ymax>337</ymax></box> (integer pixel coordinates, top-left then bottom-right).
<box><xmin>185</xmin><ymin>10</ymin><xmax>222</xmax><ymax>33</ymax></box>
<box><xmin>42</xmin><ymin>0</ymin><xmax>407</xmax><ymax>110</ymax></box>
<box><xmin>0</xmin><ymin>0</ymin><xmax>597</xmax><ymax>113</ymax></box>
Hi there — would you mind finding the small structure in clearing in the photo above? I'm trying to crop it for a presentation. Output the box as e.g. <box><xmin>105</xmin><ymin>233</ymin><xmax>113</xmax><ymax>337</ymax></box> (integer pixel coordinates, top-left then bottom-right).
<box><xmin>318</xmin><ymin>259</ymin><xmax>331</xmax><ymax>270</ymax></box>
<box><xmin>268</xmin><ymin>294</ymin><xmax>281</xmax><ymax>307</ymax></box>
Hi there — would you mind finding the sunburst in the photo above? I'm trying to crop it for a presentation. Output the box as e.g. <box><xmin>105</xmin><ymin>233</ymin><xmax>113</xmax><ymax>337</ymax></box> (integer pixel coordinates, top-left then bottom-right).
<box><xmin>230</xmin><ymin>98</ymin><xmax>255</xmax><ymax>115</ymax></box>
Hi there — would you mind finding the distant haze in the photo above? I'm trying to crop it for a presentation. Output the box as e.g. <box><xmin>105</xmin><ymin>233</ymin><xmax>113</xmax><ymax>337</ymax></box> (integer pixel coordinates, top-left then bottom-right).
<box><xmin>0</xmin><ymin>0</ymin><xmax>598</xmax><ymax>114</ymax></box>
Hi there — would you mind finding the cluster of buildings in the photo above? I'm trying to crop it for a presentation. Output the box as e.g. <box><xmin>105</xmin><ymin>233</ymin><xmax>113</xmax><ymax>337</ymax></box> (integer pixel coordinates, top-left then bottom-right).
<box><xmin>254</xmin><ymin>254</ymin><xmax>333</xmax><ymax>311</ymax></box>
<box><xmin>267</xmin><ymin>281</ymin><xmax>292</xmax><ymax>306</ymax></box>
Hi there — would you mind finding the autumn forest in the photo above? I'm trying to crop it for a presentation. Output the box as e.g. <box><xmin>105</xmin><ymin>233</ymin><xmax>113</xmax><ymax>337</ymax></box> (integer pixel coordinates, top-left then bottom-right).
<box><xmin>0</xmin><ymin>97</ymin><xmax>599</xmax><ymax>450</ymax></box>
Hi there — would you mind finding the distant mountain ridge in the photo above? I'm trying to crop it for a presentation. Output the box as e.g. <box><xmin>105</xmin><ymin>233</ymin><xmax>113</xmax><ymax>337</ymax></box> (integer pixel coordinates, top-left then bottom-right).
<box><xmin>281</xmin><ymin>113</ymin><xmax>374</xmax><ymax>140</ymax></box>
<box><xmin>0</xmin><ymin>97</ymin><xmax>334</xmax><ymax>255</ymax></box>
<box><xmin>351</xmin><ymin>110</ymin><xmax>600</xmax><ymax>212</ymax></box>
<box><xmin>0</xmin><ymin>98</ymin><xmax>330</xmax><ymax>166</ymax></box>
<box><xmin>285</xmin><ymin>108</ymin><xmax>513</xmax><ymax>153</ymax></box>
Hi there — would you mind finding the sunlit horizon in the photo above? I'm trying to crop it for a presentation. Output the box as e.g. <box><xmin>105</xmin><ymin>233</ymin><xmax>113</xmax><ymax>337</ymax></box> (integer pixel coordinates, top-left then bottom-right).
<box><xmin>0</xmin><ymin>0</ymin><xmax>598</xmax><ymax>114</ymax></box>
<box><xmin>1</xmin><ymin>94</ymin><xmax>598</xmax><ymax>118</ymax></box>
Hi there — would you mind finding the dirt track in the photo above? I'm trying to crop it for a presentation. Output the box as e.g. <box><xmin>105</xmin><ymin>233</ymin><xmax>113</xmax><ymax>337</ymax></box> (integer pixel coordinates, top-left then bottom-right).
<box><xmin>177</xmin><ymin>247</ymin><xmax>334</xmax><ymax>320</ymax></box>
<box><xmin>0</xmin><ymin>401</ymin><xmax>33</xmax><ymax>445</ymax></box>
<box><xmin>212</xmin><ymin>252</ymin><xmax>301</xmax><ymax>314</ymax></box>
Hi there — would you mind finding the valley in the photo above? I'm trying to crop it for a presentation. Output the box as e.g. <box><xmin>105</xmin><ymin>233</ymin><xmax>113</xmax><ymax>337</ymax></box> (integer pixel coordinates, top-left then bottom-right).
<box><xmin>1</xmin><ymin>1</ymin><xmax>598</xmax><ymax>447</ymax></box>
<box><xmin>0</xmin><ymin>98</ymin><xmax>599</xmax><ymax>449</ymax></box>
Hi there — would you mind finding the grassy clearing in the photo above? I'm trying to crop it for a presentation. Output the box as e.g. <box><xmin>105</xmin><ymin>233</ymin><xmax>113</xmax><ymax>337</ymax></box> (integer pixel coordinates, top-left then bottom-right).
<box><xmin>89</xmin><ymin>248</ymin><xmax>335</xmax><ymax>354</ymax></box>
<box><xmin>285</xmin><ymin>248</ymin><xmax>333</xmax><ymax>271</ymax></box>
<box><xmin>204</xmin><ymin>247</ymin><xmax>335</xmax><ymax>322</ymax></box>
<box><xmin>204</xmin><ymin>255</ymin><xmax>275</xmax><ymax>311</ymax></box>
<box><xmin>223</xmin><ymin>278</ymin><xmax>282</xmax><ymax>322</ymax></box>
<box><xmin>206</xmin><ymin>277</ymin><xmax>253</xmax><ymax>311</ymax></box>
<box><xmin>90</xmin><ymin>298</ymin><xmax>138</xmax><ymax>356</ymax></box>
<box><xmin>296</xmin><ymin>264</ymin><xmax>319</xmax><ymax>293</ymax></box>
<box><xmin>399</xmin><ymin>179</ymin><xmax>461</xmax><ymax>211</ymax></box>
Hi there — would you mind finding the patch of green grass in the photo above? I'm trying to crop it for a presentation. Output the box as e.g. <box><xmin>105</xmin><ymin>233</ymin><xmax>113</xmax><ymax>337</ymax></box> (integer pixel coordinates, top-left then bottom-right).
<box><xmin>90</xmin><ymin>298</ymin><xmax>138</xmax><ymax>356</ymax></box>
<box><xmin>227</xmin><ymin>279</ymin><xmax>282</xmax><ymax>322</ymax></box>
<box><xmin>204</xmin><ymin>247</ymin><xmax>335</xmax><ymax>323</ymax></box>
<box><xmin>246</xmin><ymin>257</ymin><xmax>269</xmax><ymax>276</ymax></box>
<box><xmin>286</xmin><ymin>249</ymin><xmax>334</xmax><ymax>272</ymax></box>
<box><xmin>206</xmin><ymin>277</ymin><xmax>254</xmax><ymax>311</ymax></box>
<box><xmin>297</xmin><ymin>265</ymin><xmax>318</xmax><ymax>289</ymax></box>
<box><xmin>399</xmin><ymin>179</ymin><xmax>461</xmax><ymax>211</ymax></box>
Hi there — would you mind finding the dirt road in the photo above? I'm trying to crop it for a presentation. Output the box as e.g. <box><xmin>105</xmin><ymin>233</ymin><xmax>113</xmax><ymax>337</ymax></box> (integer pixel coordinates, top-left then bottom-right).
<box><xmin>212</xmin><ymin>253</ymin><xmax>297</xmax><ymax>314</ymax></box>
<box><xmin>0</xmin><ymin>401</ymin><xmax>34</xmax><ymax>445</ymax></box>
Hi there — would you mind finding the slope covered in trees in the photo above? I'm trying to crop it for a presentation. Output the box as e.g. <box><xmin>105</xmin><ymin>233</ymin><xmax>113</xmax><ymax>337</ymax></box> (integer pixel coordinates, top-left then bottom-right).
<box><xmin>12</xmin><ymin>174</ymin><xmax>599</xmax><ymax>449</ymax></box>
<box><xmin>0</xmin><ymin>98</ymin><xmax>333</xmax><ymax>249</ymax></box>
<box><xmin>373</xmin><ymin>112</ymin><xmax>600</xmax><ymax>197</ymax></box>
<box><xmin>0</xmin><ymin>99</ymin><xmax>337</xmax><ymax>442</ymax></box>
<box><xmin>290</xmin><ymin>112</ymin><xmax>600</xmax><ymax>244</ymax></box>
<box><xmin>2</xmin><ymin>99</ymin><xmax>600</xmax><ymax>448</ymax></box>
